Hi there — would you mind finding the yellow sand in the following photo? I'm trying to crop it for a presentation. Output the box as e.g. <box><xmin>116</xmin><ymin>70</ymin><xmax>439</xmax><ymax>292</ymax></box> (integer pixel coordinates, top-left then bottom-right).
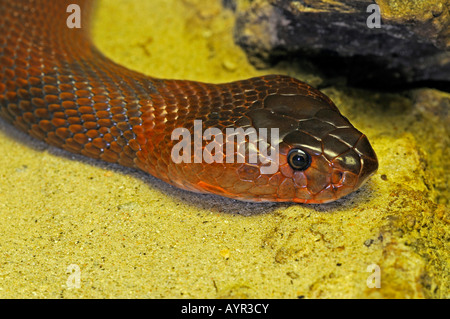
<box><xmin>0</xmin><ymin>0</ymin><xmax>447</xmax><ymax>298</ymax></box>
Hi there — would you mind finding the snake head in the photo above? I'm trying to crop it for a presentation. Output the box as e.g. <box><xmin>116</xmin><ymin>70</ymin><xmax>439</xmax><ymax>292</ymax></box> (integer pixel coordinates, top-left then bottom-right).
<box><xmin>233</xmin><ymin>77</ymin><xmax>379</xmax><ymax>203</ymax></box>
<box><xmin>163</xmin><ymin>76</ymin><xmax>377</xmax><ymax>204</ymax></box>
<box><xmin>277</xmin><ymin>126</ymin><xmax>378</xmax><ymax>203</ymax></box>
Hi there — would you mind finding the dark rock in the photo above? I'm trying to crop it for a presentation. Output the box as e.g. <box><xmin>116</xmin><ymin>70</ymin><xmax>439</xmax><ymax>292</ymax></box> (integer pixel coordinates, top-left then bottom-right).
<box><xmin>231</xmin><ymin>0</ymin><xmax>450</xmax><ymax>87</ymax></box>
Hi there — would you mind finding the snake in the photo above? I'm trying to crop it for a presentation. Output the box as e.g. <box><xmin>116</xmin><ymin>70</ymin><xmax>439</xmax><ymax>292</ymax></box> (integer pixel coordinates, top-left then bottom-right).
<box><xmin>0</xmin><ymin>0</ymin><xmax>378</xmax><ymax>204</ymax></box>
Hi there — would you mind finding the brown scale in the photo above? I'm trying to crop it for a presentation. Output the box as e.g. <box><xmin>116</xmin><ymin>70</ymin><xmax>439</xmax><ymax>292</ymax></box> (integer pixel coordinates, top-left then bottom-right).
<box><xmin>0</xmin><ymin>0</ymin><xmax>378</xmax><ymax>203</ymax></box>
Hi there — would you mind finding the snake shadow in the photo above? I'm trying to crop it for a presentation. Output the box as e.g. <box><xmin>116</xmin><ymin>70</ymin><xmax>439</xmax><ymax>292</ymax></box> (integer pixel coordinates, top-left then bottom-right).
<box><xmin>0</xmin><ymin>117</ymin><xmax>371</xmax><ymax>216</ymax></box>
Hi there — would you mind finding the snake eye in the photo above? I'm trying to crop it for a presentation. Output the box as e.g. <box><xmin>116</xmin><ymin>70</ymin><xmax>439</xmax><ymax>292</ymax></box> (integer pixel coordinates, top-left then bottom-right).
<box><xmin>287</xmin><ymin>149</ymin><xmax>311</xmax><ymax>171</ymax></box>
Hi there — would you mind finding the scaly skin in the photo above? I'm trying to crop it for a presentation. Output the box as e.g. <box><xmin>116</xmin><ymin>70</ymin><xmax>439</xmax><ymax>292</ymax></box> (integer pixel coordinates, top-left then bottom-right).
<box><xmin>0</xmin><ymin>0</ymin><xmax>378</xmax><ymax>203</ymax></box>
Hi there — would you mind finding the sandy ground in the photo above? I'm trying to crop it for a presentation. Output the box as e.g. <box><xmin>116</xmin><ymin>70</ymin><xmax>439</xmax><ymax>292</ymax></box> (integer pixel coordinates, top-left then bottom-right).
<box><xmin>0</xmin><ymin>0</ymin><xmax>447</xmax><ymax>298</ymax></box>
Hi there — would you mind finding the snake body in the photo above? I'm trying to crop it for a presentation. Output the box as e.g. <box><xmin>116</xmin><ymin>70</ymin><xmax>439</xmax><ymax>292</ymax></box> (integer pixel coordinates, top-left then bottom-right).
<box><xmin>0</xmin><ymin>0</ymin><xmax>378</xmax><ymax>203</ymax></box>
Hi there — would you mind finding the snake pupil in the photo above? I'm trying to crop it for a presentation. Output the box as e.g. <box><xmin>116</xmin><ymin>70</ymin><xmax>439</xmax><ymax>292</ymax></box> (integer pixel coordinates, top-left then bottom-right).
<box><xmin>287</xmin><ymin>149</ymin><xmax>311</xmax><ymax>171</ymax></box>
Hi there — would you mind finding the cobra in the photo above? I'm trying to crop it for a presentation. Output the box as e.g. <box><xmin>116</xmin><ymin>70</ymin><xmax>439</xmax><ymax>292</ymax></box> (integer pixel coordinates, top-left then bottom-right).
<box><xmin>0</xmin><ymin>0</ymin><xmax>378</xmax><ymax>203</ymax></box>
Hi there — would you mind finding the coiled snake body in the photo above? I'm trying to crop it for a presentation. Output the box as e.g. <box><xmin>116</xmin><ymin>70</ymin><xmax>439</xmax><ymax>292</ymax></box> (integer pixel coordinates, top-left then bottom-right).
<box><xmin>0</xmin><ymin>0</ymin><xmax>378</xmax><ymax>203</ymax></box>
